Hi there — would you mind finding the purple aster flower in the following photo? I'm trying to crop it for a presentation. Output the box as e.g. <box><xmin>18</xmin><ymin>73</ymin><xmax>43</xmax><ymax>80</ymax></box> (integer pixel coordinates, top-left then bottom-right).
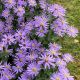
<box><xmin>28</xmin><ymin>0</ymin><xmax>37</xmax><ymax>7</ymax></box>
<box><xmin>3</xmin><ymin>0</ymin><xmax>16</xmax><ymax>8</ymax></box>
<box><xmin>34</xmin><ymin>15</ymin><xmax>48</xmax><ymax>28</ymax></box>
<box><xmin>34</xmin><ymin>15</ymin><xmax>48</xmax><ymax>37</ymax></box>
<box><xmin>2</xmin><ymin>9</ymin><xmax>10</xmax><ymax>18</ymax></box>
<box><xmin>38</xmin><ymin>53</ymin><xmax>55</xmax><ymax>69</ymax></box>
<box><xmin>27</xmin><ymin>63</ymin><xmax>40</xmax><ymax>77</ymax></box>
<box><xmin>15</xmin><ymin>30</ymin><xmax>27</xmax><ymax>42</ymax></box>
<box><xmin>39</xmin><ymin>47</ymin><xmax>46</xmax><ymax>53</ymax></box>
<box><xmin>47</xmin><ymin>44</ymin><xmax>60</xmax><ymax>56</ymax></box>
<box><xmin>17</xmin><ymin>0</ymin><xmax>27</xmax><ymax>6</ymax></box>
<box><xmin>0</xmin><ymin>63</ymin><xmax>15</xmax><ymax>80</ymax></box>
<box><xmin>56</xmin><ymin>58</ymin><xmax>67</xmax><ymax>68</ymax></box>
<box><xmin>36</xmin><ymin>27</ymin><xmax>48</xmax><ymax>37</ymax></box>
<box><xmin>66</xmin><ymin>26</ymin><xmax>78</xmax><ymax>37</ymax></box>
<box><xmin>2</xmin><ymin>34</ymin><xmax>15</xmax><ymax>45</ymax></box>
<box><xmin>19</xmin><ymin>71</ymin><xmax>32</xmax><ymax>80</ymax></box>
<box><xmin>1</xmin><ymin>70</ymin><xmax>14</xmax><ymax>80</ymax></box>
<box><xmin>4</xmin><ymin>23</ymin><xmax>13</xmax><ymax>33</ymax></box>
<box><xmin>12</xmin><ymin>65</ymin><xmax>23</xmax><ymax>74</ymax></box>
<box><xmin>48</xmin><ymin>4</ymin><xmax>66</xmax><ymax>18</ymax></box>
<box><xmin>26</xmin><ymin>53</ymin><xmax>38</xmax><ymax>62</ymax></box>
<box><xmin>51</xmin><ymin>18</ymin><xmax>68</xmax><ymax>37</ymax></box>
<box><xmin>49</xmin><ymin>43</ymin><xmax>61</xmax><ymax>51</ymax></box>
<box><xmin>30</xmin><ymin>39</ymin><xmax>41</xmax><ymax>50</ymax></box>
<box><xmin>5</xmin><ymin>15</ymin><xmax>14</xmax><ymax>24</ymax></box>
<box><xmin>39</xmin><ymin>0</ymin><xmax>47</xmax><ymax>10</ymax></box>
<box><xmin>14</xmin><ymin>53</ymin><xmax>27</xmax><ymax>66</ymax></box>
<box><xmin>25</xmin><ymin>21</ymin><xmax>34</xmax><ymax>34</ymax></box>
<box><xmin>19</xmin><ymin>40</ymin><xmax>31</xmax><ymax>50</ymax></box>
<box><xmin>50</xmin><ymin>72</ymin><xmax>63</xmax><ymax>80</ymax></box>
<box><xmin>47</xmin><ymin>49</ymin><xmax>60</xmax><ymax>56</ymax></box>
<box><xmin>3</xmin><ymin>62</ymin><xmax>12</xmax><ymax>71</ymax></box>
<box><xmin>62</xmin><ymin>53</ymin><xmax>74</xmax><ymax>63</ymax></box>
<box><xmin>14</xmin><ymin>6</ymin><xmax>25</xmax><ymax>17</ymax></box>
<box><xmin>59</xmin><ymin>67</ymin><xmax>74</xmax><ymax>80</ymax></box>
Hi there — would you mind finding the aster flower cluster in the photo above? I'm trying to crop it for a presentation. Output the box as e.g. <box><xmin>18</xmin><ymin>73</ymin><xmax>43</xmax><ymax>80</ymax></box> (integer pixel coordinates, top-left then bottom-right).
<box><xmin>0</xmin><ymin>0</ymin><xmax>78</xmax><ymax>80</ymax></box>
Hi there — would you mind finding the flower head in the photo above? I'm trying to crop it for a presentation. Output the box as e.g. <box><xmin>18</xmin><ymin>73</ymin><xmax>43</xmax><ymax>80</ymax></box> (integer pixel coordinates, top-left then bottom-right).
<box><xmin>27</xmin><ymin>63</ymin><xmax>40</xmax><ymax>77</ymax></box>
<box><xmin>67</xmin><ymin>26</ymin><xmax>78</xmax><ymax>37</ymax></box>
<box><xmin>39</xmin><ymin>53</ymin><xmax>55</xmax><ymax>69</ymax></box>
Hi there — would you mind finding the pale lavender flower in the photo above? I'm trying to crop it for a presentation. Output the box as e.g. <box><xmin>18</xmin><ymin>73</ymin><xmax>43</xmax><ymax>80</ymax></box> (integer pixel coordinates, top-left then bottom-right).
<box><xmin>5</xmin><ymin>15</ymin><xmax>14</xmax><ymax>24</ymax></box>
<box><xmin>48</xmin><ymin>4</ymin><xmax>66</xmax><ymax>17</ymax></box>
<box><xmin>15</xmin><ymin>30</ymin><xmax>26</xmax><ymax>42</ymax></box>
<box><xmin>59</xmin><ymin>67</ymin><xmax>74</xmax><ymax>80</ymax></box>
<box><xmin>1</xmin><ymin>68</ymin><xmax>14</xmax><ymax>80</ymax></box>
<box><xmin>2</xmin><ymin>9</ymin><xmax>10</xmax><ymax>18</ymax></box>
<box><xmin>26</xmin><ymin>53</ymin><xmax>38</xmax><ymax>62</ymax></box>
<box><xmin>3</xmin><ymin>0</ymin><xmax>16</xmax><ymax>8</ymax></box>
<box><xmin>39</xmin><ymin>53</ymin><xmax>55</xmax><ymax>69</ymax></box>
<box><xmin>63</xmin><ymin>53</ymin><xmax>74</xmax><ymax>63</ymax></box>
<box><xmin>47</xmin><ymin>49</ymin><xmax>59</xmax><ymax>56</ymax></box>
<box><xmin>49</xmin><ymin>43</ymin><xmax>61</xmax><ymax>51</ymax></box>
<box><xmin>12</xmin><ymin>65</ymin><xmax>23</xmax><ymax>73</ymax></box>
<box><xmin>34</xmin><ymin>15</ymin><xmax>48</xmax><ymax>28</ymax></box>
<box><xmin>25</xmin><ymin>21</ymin><xmax>34</xmax><ymax>34</ymax></box>
<box><xmin>27</xmin><ymin>63</ymin><xmax>40</xmax><ymax>77</ymax></box>
<box><xmin>67</xmin><ymin>26</ymin><xmax>78</xmax><ymax>37</ymax></box>
<box><xmin>4</xmin><ymin>24</ymin><xmax>13</xmax><ymax>33</ymax></box>
<box><xmin>2</xmin><ymin>34</ymin><xmax>15</xmax><ymax>45</ymax></box>
<box><xmin>50</xmin><ymin>72</ymin><xmax>63</xmax><ymax>80</ymax></box>
<box><xmin>14</xmin><ymin>53</ymin><xmax>27</xmax><ymax>66</ymax></box>
<box><xmin>39</xmin><ymin>0</ymin><xmax>47</xmax><ymax>10</ymax></box>
<box><xmin>36</xmin><ymin>27</ymin><xmax>48</xmax><ymax>37</ymax></box>
<box><xmin>3</xmin><ymin>63</ymin><xmax>12</xmax><ymax>71</ymax></box>
<box><xmin>14</xmin><ymin>6</ymin><xmax>25</xmax><ymax>17</ymax></box>
<box><xmin>56</xmin><ymin>58</ymin><xmax>67</xmax><ymax>68</ymax></box>
<box><xmin>19</xmin><ymin>73</ymin><xmax>31</xmax><ymax>80</ymax></box>
<box><xmin>48</xmin><ymin>43</ymin><xmax>61</xmax><ymax>57</ymax></box>
<box><xmin>19</xmin><ymin>40</ymin><xmax>31</xmax><ymax>50</ymax></box>
<box><xmin>17</xmin><ymin>0</ymin><xmax>27</xmax><ymax>6</ymax></box>
<box><xmin>51</xmin><ymin>18</ymin><xmax>68</xmax><ymax>37</ymax></box>
<box><xmin>30</xmin><ymin>39</ymin><xmax>41</xmax><ymax>50</ymax></box>
<box><xmin>28</xmin><ymin>0</ymin><xmax>37</xmax><ymax>7</ymax></box>
<box><xmin>0</xmin><ymin>63</ymin><xmax>14</xmax><ymax>80</ymax></box>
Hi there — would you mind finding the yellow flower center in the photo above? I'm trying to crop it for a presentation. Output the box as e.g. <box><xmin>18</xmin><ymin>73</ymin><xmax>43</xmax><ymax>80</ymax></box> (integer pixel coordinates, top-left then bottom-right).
<box><xmin>64</xmin><ymin>73</ymin><xmax>69</xmax><ymax>77</ymax></box>
<box><xmin>18</xmin><ymin>7</ymin><xmax>23</xmax><ymax>12</ymax></box>
<box><xmin>56</xmin><ymin>77</ymin><xmax>60</xmax><ymax>80</ymax></box>
<box><xmin>70</xmin><ymin>29</ymin><xmax>74</xmax><ymax>33</ymax></box>
<box><xmin>40</xmin><ymin>30</ymin><xmax>44</xmax><ymax>32</ymax></box>
<box><xmin>32</xmin><ymin>43</ymin><xmax>35</xmax><ymax>47</ymax></box>
<box><xmin>32</xmin><ymin>68</ymin><xmax>37</xmax><ymax>72</ymax></box>
<box><xmin>57</xmin><ymin>61</ymin><xmax>62</xmax><ymax>65</ymax></box>
<box><xmin>50</xmin><ymin>50</ymin><xmax>56</xmax><ymax>55</ymax></box>
<box><xmin>40</xmin><ymin>22</ymin><xmax>44</xmax><ymax>26</ymax></box>
<box><xmin>45</xmin><ymin>57</ymin><xmax>49</xmax><ymax>62</ymax></box>
<box><xmin>30</xmin><ymin>55</ymin><xmax>34</xmax><ymax>60</ymax></box>
<box><xmin>17</xmin><ymin>66</ymin><xmax>21</xmax><ymax>69</ymax></box>
<box><xmin>8</xmin><ymin>0</ymin><xmax>12</xmax><ymax>4</ymax></box>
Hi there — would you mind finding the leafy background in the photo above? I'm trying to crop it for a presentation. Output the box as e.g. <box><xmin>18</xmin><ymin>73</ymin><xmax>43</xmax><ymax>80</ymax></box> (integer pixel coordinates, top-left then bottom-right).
<box><xmin>0</xmin><ymin>0</ymin><xmax>80</xmax><ymax>80</ymax></box>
